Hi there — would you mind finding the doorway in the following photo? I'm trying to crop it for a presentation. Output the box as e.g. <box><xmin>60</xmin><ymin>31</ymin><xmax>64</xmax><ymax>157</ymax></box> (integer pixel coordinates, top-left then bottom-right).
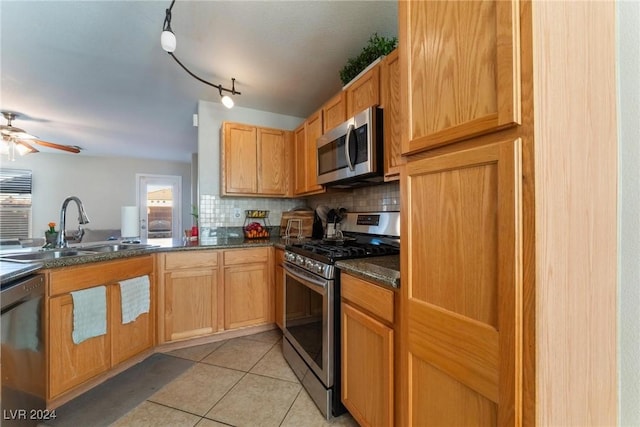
<box><xmin>136</xmin><ymin>174</ymin><xmax>182</xmax><ymax>243</ymax></box>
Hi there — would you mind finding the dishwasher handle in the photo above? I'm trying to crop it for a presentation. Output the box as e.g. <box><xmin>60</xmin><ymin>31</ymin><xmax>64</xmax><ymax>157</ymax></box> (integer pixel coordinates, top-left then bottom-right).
<box><xmin>1</xmin><ymin>274</ymin><xmax>45</xmax><ymax>311</ymax></box>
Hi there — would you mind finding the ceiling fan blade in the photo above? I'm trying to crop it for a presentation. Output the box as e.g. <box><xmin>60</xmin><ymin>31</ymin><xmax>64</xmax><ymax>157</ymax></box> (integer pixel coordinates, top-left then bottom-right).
<box><xmin>31</xmin><ymin>139</ymin><xmax>81</xmax><ymax>153</ymax></box>
<box><xmin>14</xmin><ymin>140</ymin><xmax>39</xmax><ymax>154</ymax></box>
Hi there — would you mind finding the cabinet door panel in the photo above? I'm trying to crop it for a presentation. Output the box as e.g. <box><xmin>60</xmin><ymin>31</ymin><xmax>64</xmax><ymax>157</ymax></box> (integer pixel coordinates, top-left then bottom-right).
<box><xmin>293</xmin><ymin>125</ymin><xmax>307</xmax><ymax>195</ymax></box>
<box><xmin>224</xmin><ymin>263</ymin><xmax>270</xmax><ymax>329</ymax></box>
<box><xmin>223</xmin><ymin>123</ymin><xmax>257</xmax><ymax>194</ymax></box>
<box><xmin>401</xmin><ymin>0</ymin><xmax>521</xmax><ymax>154</ymax></box>
<box><xmin>381</xmin><ymin>49</ymin><xmax>403</xmax><ymax>180</ymax></box>
<box><xmin>323</xmin><ymin>92</ymin><xmax>347</xmax><ymax>133</ymax></box>
<box><xmin>347</xmin><ymin>65</ymin><xmax>380</xmax><ymax>117</ymax></box>
<box><xmin>342</xmin><ymin>302</ymin><xmax>394</xmax><ymax>427</ymax></box>
<box><xmin>274</xmin><ymin>249</ymin><xmax>284</xmax><ymax>330</ymax></box>
<box><xmin>258</xmin><ymin>128</ymin><xmax>287</xmax><ymax>195</ymax></box>
<box><xmin>305</xmin><ymin>111</ymin><xmax>324</xmax><ymax>192</ymax></box>
<box><xmin>110</xmin><ymin>283</ymin><xmax>153</xmax><ymax>365</ymax></box>
<box><xmin>402</xmin><ymin>139</ymin><xmax>522</xmax><ymax>425</ymax></box>
<box><xmin>49</xmin><ymin>294</ymin><xmax>110</xmax><ymax>399</ymax></box>
<box><xmin>164</xmin><ymin>269</ymin><xmax>217</xmax><ymax>341</ymax></box>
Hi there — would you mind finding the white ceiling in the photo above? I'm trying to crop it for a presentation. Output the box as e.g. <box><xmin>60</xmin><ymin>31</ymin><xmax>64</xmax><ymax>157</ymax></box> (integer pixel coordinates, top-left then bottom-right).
<box><xmin>0</xmin><ymin>1</ymin><xmax>397</xmax><ymax>162</ymax></box>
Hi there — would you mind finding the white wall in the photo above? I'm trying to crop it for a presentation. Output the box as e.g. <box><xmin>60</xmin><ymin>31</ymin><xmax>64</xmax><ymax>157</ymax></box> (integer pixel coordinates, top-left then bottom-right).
<box><xmin>2</xmin><ymin>152</ymin><xmax>192</xmax><ymax>237</ymax></box>
<box><xmin>197</xmin><ymin>100</ymin><xmax>303</xmax><ymax>196</ymax></box>
<box><xmin>617</xmin><ymin>2</ymin><xmax>640</xmax><ymax>425</ymax></box>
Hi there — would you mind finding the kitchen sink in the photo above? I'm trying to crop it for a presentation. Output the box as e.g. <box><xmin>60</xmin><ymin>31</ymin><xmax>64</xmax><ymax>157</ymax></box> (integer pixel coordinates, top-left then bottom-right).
<box><xmin>0</xmin><ymin>249</ymin><xmax>96</xmax><ymax>263</ymax></box>
<box><xmin>80</xmin><ymin>243</ymin><xmax>157</xmax><ymax>252</ymax></box>
<box><xmin>0</xmin><ymin>244</ymin><xmax>158</xmax><ymax>263</ymax></box>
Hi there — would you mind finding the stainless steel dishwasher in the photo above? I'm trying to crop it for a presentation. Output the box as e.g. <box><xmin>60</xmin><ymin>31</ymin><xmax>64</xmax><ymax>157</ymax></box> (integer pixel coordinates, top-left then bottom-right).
<box><xmin>1</xmin><ymin>273</ymin><xmax>46</xmax><ymax>427</ymax></box>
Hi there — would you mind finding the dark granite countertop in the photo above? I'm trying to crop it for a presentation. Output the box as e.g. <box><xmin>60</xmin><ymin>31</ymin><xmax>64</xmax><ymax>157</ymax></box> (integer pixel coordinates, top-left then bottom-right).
<box><xmin>336</xmin><ymin>255</ymin><xmax>400</xmax><ymax>289</ymax></box>
<box><xmin>0</xmin><ymin>236</ymin><xmax>305</xmax><ymax>281</ymax></box>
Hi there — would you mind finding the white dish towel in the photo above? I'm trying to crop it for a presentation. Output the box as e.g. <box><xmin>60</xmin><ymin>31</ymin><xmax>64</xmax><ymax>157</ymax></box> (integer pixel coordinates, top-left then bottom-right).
<box><xmin>71</xmin><ymin>286</ymin><xmax>107</xmax><ymax>345</ymax></box>
<box><xmin>119</xmin><ymin>275</ymin><xmax>150</xmax><ymax>324</ymax></box>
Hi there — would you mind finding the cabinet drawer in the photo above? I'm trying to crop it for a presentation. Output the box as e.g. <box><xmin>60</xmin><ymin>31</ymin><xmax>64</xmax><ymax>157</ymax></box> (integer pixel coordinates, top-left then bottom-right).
<box><xmin>48</xmin><ymin>256</ymin><xmax>153</xmax><ymax>297</ymax></box>
<box><xmin>341</xmin><ymin>273</ymin><xmax>394</xmax><ymax>324</ymax></box>
<box><xmin>164</xmin><ymin>251</ymin><xmax>219</xmax><ymax>270</ymax></box>
<box><xmin>224</xmin><ymin>247</ymin><xmax>270</xmax><ymax>265</ymax></box>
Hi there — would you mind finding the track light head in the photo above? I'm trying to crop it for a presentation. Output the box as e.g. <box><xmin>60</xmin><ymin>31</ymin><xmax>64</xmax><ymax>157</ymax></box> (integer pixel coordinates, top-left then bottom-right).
<box><xmin>160</xmin><ymin>0</ymin><xmax>241</xmax><ymax>107</ymax></box>
<box><xmin>161</xmin><ymin>30</ymin><xmax>176</xmax><ymax>53</ymax></box>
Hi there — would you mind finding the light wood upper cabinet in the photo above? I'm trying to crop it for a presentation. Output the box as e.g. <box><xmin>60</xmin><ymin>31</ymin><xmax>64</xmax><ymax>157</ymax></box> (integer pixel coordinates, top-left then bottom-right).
<box><xmin>399</xmin><ymin>0</ymin><xmax>521</xmax><ymax>155</ymax></box>
<box><xmin>222</xmin><ymin>123</ymin><xmax>257</xmax><ymax>194</ymax></box>
<box><xmin>305</xmin><ymin>111</ymin><xmax>324</xmax><ymax>193</ymax></box>
<box><xmin>159</xmin><ymin>251</ymin><xmax>220</xmax><ymax>343</ymax></box>
<box><xmin>380</xmin><ymin>49</ymin><xmax>403</xmax><ymax>181</ymax></box>
<box><xmin>341</xmin><ymin>273</ymin><xmax>395</xmax><ymax>427</ymax></box>
<box><xmin>293</xmin><ymin>124</ymin><xmax>307</xmax><ymax>195</ymax></box>
<box><xmin>222</xmin><ymin>122</ymin><xmax>291</xmax><ymax>197</ymax></box>
<box><xmin>223</xmin><ymin>247</ymin><xmax>272</xmax><ymax>330</ymax></box>
<box><xmin>293</xmin><ymin>110</ymin><xmax>325</xmax><ymax>196</ymax></box>
<box><xmin>346</xmin><ymin>64</ymin><xmax>380</xmax><ymax>117</ymax></box>
<box><xmin>258</xmin><ymin>127</ymin><xmax>289</xmax><ymax>195</ymax></box>
<box><xmin>402</xmin><ymin>139</ymin><xmax>522</xmax><ymax>426</ymax></box>
<box><xmin>322</xmin><ymin>92</ymin><xmax>347</xmax><ymax>133</ymax></box>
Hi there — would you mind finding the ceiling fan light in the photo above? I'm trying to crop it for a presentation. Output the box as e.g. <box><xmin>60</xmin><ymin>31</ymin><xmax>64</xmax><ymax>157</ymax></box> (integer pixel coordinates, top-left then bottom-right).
<box><xmin>161</xmin><ymin>30</ymin><xmax>177</xmax><ymax>53</ymax></box>
<box><xmin>221</xmin><ymin>95</ymin><xmax>234</xmax><ymax>109</ymax></box>
<box><xmin>15</xmin><ymin>142</ymin><xmax>35</xmax><ymax>156</ymax></box>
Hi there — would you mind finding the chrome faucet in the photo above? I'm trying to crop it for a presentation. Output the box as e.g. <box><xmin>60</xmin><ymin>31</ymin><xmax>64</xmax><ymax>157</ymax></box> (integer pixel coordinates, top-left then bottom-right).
<box><xmin>57</xmin><ymin>196</ymin><xmax>90</xmax><ymax>248</ymax></box>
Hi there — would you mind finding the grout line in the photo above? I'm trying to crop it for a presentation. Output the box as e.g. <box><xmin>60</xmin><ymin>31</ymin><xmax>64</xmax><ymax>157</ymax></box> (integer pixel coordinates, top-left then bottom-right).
<box><xmin>139</xmin><ymin>399</ymin><xmax>209</xmax><ymax>421</ymax></box>
<box><xmin>199</xmin><ymin>369</ymin><xmax>250</xmax><ymax>422</ymax></box>
<box><xmin>279</xmin><ymin>388</ymin><xmax>304</xmax><ymax>427</ymax></box>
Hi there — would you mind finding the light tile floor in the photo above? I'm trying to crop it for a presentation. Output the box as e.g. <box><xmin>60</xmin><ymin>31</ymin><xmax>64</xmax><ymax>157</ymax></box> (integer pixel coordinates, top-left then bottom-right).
<box><xmin>111</xmin><ymin>330</ymin><xmax>359</xmax><ymax>427</ymax></box>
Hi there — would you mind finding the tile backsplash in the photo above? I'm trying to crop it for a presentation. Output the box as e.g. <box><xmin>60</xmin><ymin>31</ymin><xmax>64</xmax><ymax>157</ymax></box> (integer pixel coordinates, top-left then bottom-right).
<box><xmin>199</xmin><ymin>181</ymin><xmax>400</xmax><ymax>234</ymax></box>
<box><xmin>199</xmin><ymin>195</ymin><xmax>304</xmax><ymax>231</ymax></box>
<box><xmin>306</xmin><ymin>181</ymin><xmax>400</xmax><ymax>213</ymax></box>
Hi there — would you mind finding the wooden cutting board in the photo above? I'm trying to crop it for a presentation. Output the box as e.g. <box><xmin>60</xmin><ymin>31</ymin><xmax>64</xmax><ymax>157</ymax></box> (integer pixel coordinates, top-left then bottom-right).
<box><xmin>280</xmin><ymin>211</ymin><xmax>315</xmax><ymax>237</ymax></box>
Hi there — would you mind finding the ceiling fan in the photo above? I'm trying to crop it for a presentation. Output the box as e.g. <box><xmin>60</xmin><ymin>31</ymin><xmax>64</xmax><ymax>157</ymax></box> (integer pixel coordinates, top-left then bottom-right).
<box><xmin>1</xmin><ymin>111</ymin><xmax>81</xmax><ymax>156</ymax></box>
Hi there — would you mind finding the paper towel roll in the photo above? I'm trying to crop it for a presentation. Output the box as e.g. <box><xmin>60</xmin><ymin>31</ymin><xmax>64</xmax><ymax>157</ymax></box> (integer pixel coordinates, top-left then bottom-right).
<box><xmin>121</xmin><ymin>206</ymin><xmax>139</xmax><ymax>238</ymax></box>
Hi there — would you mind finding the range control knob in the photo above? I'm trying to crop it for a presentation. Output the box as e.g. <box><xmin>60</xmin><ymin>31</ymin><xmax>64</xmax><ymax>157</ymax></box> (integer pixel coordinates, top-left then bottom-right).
<box><xmin>305</xmin><ymin>259</ymin><xmax>315</xmax><ymax>270</ymax></box>
<box><xmin>296</xmin><ymin>255</ymin><xmax>305</xmax><ymax>266</ymax></box>
<box><xmin>314</xmin><ymin>263</ymin><xmax>323</xmax><ymax>275</ymax></box>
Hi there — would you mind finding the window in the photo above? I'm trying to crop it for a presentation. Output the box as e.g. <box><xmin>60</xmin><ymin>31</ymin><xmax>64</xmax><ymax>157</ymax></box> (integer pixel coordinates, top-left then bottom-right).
<box><xmin>0</xmin><ymin>168</ymin><xmax>32</xmax><ymax>239</ymax></box>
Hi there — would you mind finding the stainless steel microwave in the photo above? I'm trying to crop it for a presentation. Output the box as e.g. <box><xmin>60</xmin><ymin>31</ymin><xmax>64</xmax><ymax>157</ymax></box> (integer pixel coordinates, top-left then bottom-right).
<box><xmin>316</xmin><ymin>106</ymin><xmax>383</xmax><ymax>187</ymax></box>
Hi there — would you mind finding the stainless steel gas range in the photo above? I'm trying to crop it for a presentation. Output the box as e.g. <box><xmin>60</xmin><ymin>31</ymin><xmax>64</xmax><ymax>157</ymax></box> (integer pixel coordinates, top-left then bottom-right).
<box><xmin>282</xmin><ymin>211</ymin><xmax>400</xmax><ymax>419</ymax></box>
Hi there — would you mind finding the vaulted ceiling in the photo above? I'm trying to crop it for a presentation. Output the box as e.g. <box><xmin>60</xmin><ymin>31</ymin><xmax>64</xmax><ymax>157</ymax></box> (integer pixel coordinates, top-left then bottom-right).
<box><xmin>1</xmin><ymin>1</ymin><xmax>398</xmax><ymax>162</ymax></box>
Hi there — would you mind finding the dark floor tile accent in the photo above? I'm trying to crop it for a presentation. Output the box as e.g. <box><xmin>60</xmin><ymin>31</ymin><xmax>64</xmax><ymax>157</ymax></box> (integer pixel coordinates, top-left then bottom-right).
<box><xmin>46</xmin><ymin>353</ymin><xmax>194</xmax><ymax>427</ymax></box>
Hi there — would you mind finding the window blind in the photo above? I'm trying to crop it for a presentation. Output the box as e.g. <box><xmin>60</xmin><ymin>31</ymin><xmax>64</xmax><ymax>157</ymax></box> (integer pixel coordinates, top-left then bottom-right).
<box><xmin>0</xmin><ymin>168</ymin><xmax>32</xmax><ymax>238</ymax></box>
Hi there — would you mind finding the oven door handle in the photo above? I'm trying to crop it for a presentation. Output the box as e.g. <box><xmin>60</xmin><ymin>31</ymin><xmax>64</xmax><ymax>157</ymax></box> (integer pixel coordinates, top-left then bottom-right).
<box><xmin>283</xmin><ymin>263</ymin><xmax>330</xmax><ymax>290</ymax></box>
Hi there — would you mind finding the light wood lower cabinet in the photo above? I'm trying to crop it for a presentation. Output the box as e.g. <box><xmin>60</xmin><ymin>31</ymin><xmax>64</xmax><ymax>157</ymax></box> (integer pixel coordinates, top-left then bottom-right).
<box><xmin>274</xmin><ymin>248</ymin><xmax>284</xmax><ymax>330</ymax></box>
<box><xmin>159</xmin><ymin>247</ymin><xmax>274</xmax><ymax>342</ymax></box>
<box><xmin>110</xmin><ymin>284</ymin><xmax>154</xmax><ymax>366</ymax></box>
<box><xmin>159</xmin><ymin>250</ymin><xmax>220</xmax><ymax>342</ymax></box>
<box><xmin>48</xmin><ymin>293</ymin><xmax>111</xmax><ymax>399</ymax></box>
<box><xmin>46</xmin><ymin>255</ymin><xmax>155</xmax><ymax>400</ymax></box>
<box><xmin>341</xmin><ymin>273</ymin><xmax>395</xmax><ymax>427</ymax></box>
<box><xmin>223</xmin><ymin>247</ymin><xmax>272</xmax><ymax>330</ymax></box>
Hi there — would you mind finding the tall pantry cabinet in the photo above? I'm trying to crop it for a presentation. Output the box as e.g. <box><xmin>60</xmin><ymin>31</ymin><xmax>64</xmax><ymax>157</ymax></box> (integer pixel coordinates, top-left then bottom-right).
<box><xmin>398</xmin><ymin>1</ymin><xmax>617</xmax><ymax>426</ymax></box>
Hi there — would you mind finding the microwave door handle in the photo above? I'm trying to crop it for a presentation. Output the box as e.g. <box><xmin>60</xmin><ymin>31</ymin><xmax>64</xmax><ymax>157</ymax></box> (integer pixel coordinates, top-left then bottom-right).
<box><xmin>344</xmin><ymin>124</ymin><xmax>356</xmax><ymax>171</ymax></box>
